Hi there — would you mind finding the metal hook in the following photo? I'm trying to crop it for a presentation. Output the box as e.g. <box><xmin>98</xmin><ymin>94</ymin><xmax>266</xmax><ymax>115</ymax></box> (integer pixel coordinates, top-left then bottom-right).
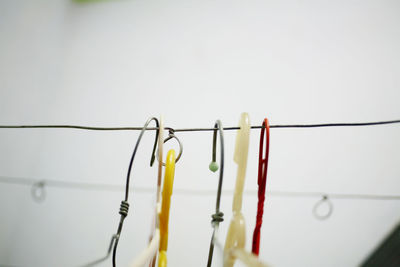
<box><xmin>313</xmin><ymin>195</ymin><xmax>333</xmax><ymax>220</ymax></box>
<box><xmin>31</xmin><ymin>181</ymin><xmax>46</xmax><ymax>203</ymax></box>
<box><xmin>157</xmin><ymin>128</ymin><xmax>183</xmax><ymax>166</ymax></box>
<box><xmin>112</xmin><ymin>117</ymin><xmax>160</xmax><ymax>267</ymax></box>
<box><xmin>124</xmin><ymin>117</ymin><xmax>159</xmax><ymax>202</ymax></box>
<box><xmin>207</xmin><ymin>120</ymin><xmax>225</xmax><ymax>267</ymax></box>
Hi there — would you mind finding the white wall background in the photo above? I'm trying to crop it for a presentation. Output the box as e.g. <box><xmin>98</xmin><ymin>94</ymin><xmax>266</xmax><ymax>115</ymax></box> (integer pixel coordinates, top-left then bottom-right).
<box><xmin>0</xmin><ymin>0</ymin><xmax>399</xmax><ymax>266</ymax></box>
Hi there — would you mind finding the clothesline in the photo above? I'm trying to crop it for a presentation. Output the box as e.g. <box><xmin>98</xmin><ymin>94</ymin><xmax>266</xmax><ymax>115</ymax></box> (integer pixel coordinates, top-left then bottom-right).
<box><xmin>0</xmin><ymin>119</ymin><xmax>399</xmax><ymax>132</ymax></box>
<box><xmin>1</xmin><ymin>119</ymin><xmax>399</xmax><ymax>200</ymax></box>
<box><xmin>1</xmin><ymin>175</ymin><xmax>399</xmax><ymax>200</ymax></box>
<box><xmin>1</xmin><ymin>117</ymin><xmax>399</xmax><ymax>266</ymax></box>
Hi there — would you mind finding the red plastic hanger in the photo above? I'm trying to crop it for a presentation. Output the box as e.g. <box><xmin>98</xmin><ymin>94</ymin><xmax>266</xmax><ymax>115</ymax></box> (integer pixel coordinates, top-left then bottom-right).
<box><xmin>252</xmin><ymin>118</ymin><xmax>270</xmax><ymax>255</ymax></box>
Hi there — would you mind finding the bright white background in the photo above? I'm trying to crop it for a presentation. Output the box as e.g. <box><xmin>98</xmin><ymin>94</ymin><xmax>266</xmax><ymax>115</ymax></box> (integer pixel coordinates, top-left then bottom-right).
<box><xmin>0</xmin><ymin>0</ymin><xmax>399</xmax><ymax>266</ymax></box>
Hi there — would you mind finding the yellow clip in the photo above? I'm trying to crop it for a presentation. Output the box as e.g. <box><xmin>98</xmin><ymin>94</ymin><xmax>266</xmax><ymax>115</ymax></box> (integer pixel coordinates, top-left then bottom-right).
<box><xmin>158</xmin><ymin>149</ymin><xmax>176</xmax><ymax>267</ymax></box>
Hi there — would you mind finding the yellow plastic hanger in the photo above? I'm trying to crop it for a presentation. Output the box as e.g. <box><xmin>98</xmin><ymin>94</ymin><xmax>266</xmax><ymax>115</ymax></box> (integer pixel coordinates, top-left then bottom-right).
<box><xmin>158</xmin><ymin>149</ymin><xmax>176</xmax><ymax>267</ymax></box>
<box><xmin>130</xmin><ymin>116</ymin><xmax>164</xmax><ymax>267</ymax></box>
<box><xmin>223</xmin><ymin>113</ymin><xmax>270</xmax><ymax>267</ymax></box>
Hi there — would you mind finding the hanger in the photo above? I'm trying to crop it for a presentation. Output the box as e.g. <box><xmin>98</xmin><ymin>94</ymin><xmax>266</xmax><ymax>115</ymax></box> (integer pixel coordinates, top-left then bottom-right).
<box><xmin>252</xmin><ymin>118</ymin><xmax>270</xmax><ymax>255</ymax></box>
<box><xmin>130</xmin><ymin>125</ymin><xmax>183</xmax><ymax>267</ymax></box>
<box><xmin>227</xmin><ymin>248</ymin><xmax>270</xmax><ymax>267</ymax></box>
<box><xmin>81</xmin><ymin>117</ymin><xmax>160</xmax><ymax>267</ymax></box>
<box><xmin>206</xmin><ymin>120</ymin><xmax>225</xmax><ymax>267</ymax></box>
<box><xmin>81</xmin><ymin>117</ymin><xmax>159</xmax><ymax>267</ymax></box>
<box><xmin>111</xmin><ymin>117</ymin><xmax>163</xmax><ymax>267</ymax></box>
<box><xmin>130</xmin><ymin>116</ymin><xmax>164</xmax><ymax>267</ymax></box>
<box><xmin>223</xmin><ymin>112</ymin><xmax>250</xmax><ymax>267</ymax></box>
<box><xmin>223</xmin><ymin>113</ymin><xmax>270</xmax><ymax>267</ymax></box>
<box><xmin>81</xmin><ymin>235</ymin><xmax>118</xmax><ymax>266</ymax></box>
<box><xmin>158</xmin><ymin>149</ymin><xmax>177</xmax><ymax>267</ymax></box>
<box><xmin>213</xmin><ymin>234</ymin><xmax>270</xmax><ymax>267</ymax></box>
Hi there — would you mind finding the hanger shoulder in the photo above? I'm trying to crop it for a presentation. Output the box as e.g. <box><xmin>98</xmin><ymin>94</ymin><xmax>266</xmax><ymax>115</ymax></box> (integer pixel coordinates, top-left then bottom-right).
<box><xmin>130</xmin><ymin>230</ymin><xmax>160</xmax><ymax>267</ymax></box>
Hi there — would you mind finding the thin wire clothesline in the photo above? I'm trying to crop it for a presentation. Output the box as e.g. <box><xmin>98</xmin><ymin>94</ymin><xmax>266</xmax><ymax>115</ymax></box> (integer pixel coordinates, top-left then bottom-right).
<box><xmin>1</xmin><ymin>175</ymin><xmax>399</xmax><ymax>200</ymax></box>
<box><xmin>1</xmin><ymin>120</ymin><xmax>398</xmax><ymax>267</ymax></box>
<box><xmin>1</xmin><ymin>119</ymin><xmax>399</xmax><ymax>200</ymax></box>
<box><xmin>0</xmin><ymin>119</ymin><xmax>399</xmax><ymax>132</ymax></box>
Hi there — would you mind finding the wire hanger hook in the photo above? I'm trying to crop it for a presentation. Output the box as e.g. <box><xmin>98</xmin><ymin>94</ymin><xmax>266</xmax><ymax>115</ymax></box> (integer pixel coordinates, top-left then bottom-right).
<box><xmin>206</xmin><ymin>120</ymin><xmax>225</xmax><ymax>267</ymax></box>
<box><xmin>157</xmin><ymin>128</ymin><xmax>183</xmax><ymax>166</ymax></box>
<box><xmin>111</xmin><ymin>117</ymin><xmax>160</xmax><ymax>267</ymax></box>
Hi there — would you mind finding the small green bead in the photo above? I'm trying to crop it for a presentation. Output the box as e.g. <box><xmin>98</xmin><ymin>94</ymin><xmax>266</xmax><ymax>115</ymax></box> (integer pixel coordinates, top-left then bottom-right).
<box><xmin>209</xmin><ymin>161</ymin><xmax>219</xmax><ymax>172</ymax></box>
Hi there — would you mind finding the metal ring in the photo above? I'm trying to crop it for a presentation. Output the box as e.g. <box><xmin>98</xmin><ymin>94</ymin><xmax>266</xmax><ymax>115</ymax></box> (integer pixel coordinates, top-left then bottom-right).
<box><xmin>157</xmin><ymin>132</ymin><xmax>183</xmax><ymax>166</ymax></box>
<box><xmin>31</xmin><ymin>181</ymin><xmax>46</xmax><ymax>203</ymax></box>
<box><xmin>313</xmin><ymin>195</ymin><xmax>333</xmax><ymax>220</ymax></box>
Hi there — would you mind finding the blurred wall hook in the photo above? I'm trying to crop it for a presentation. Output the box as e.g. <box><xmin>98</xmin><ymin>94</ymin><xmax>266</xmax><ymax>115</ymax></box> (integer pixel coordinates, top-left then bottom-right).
<box><xmin>31</xmin><ymin>180</ymin><xmax>46</xmax><ymax>203</ymax></box>
<box><xmin>313</xmin><ymin>195</ymin><xmax>333</xmax><ymax>220</ymax></box>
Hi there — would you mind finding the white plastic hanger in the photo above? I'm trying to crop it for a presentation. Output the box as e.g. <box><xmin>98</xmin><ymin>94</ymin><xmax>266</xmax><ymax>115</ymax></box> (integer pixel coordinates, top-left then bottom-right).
<box><xmin>223</xmin><ymin>113</ymin><xmax>270</xmax><ymax>267</ymax></box>
<box><xmin>130</xmin><ymin>116</ymin><xmax>164</xmax><ymax>267</ymax></box>
<box><xmin>212</xmin><ymin>237</ymin><xmax>269</xmax><ymax>267</ymax></box>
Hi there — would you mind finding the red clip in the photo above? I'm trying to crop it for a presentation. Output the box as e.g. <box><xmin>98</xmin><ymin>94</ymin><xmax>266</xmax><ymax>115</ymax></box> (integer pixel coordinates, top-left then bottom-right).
<box><xmin>252</xmin><ymin>118</ymin><xmax>270</xmax><ymax>255</ymax></box>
